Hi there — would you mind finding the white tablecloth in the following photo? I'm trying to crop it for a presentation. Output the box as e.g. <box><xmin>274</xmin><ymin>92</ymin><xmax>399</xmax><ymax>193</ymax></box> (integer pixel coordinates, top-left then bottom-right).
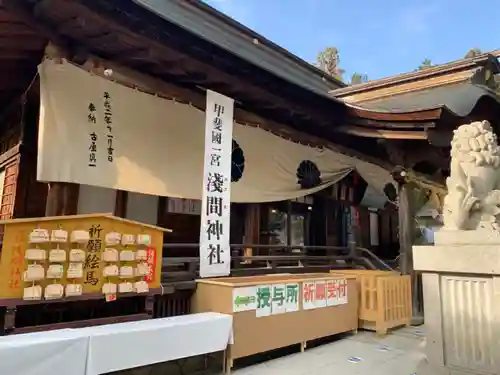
<box><xmin>0</xmin><ymin>329</ymin><xmax>90</xmax><ymax>375</ymax></box>
<box><xmin>78</xmin><ymin>312</ymin><xmax>233</xmax><ymax>375</ymax></box>
<box><xmin>0</xmin><ymin>312</ymin><xmax>232</xmax><ymax>375</ymax></box>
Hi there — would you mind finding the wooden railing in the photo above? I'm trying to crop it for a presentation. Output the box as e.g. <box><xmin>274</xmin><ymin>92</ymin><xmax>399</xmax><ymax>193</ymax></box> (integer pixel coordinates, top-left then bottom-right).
<box><xmin>157</xmin><ymin>243</ymin><xmax>396</xmax><ymax>317</ymax></box>
<box><xmin>160</xmin><ymin>243</ymin><xmax>358</xmax><ymax>288</ymax></box>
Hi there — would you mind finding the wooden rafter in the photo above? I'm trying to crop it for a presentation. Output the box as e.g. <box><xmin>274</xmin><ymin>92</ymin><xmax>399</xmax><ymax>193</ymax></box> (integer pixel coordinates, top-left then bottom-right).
<box><xmin>330</xmin><ymin>52</ymin><xmax>500</xmax><ymax>98</ymax></box>
<box><xmin>346</xmin><ymin>104</ymin><xmax>444</xmax><ymax>122</ymax></box>
<box><xmin>336</xmin><ymin>126</ymin><xmax>429</xmax><ymax>140</ymax></box>
<box><xmin>47</xmin><ymin>0</ymin><xmax>339</xmax><ymax>126</ymax></box>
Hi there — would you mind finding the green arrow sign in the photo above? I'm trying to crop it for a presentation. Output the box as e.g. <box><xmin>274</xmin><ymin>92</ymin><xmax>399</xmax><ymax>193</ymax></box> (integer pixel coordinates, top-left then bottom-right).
<box><xmin>234</xmin><ymin>295</ymin><xmax>256</xmax><ymax>307</ymax></box>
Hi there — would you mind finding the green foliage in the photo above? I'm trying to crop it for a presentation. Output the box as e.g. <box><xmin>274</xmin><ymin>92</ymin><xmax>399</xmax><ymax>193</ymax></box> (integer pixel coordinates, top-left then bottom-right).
<box><xmin>415</xmin><ymin>58</ymin><xmax>433</xmax><ymax>71</ymax></box>
<box><xmin>316</xmin><ymin>46</ymin><xmax>345</xmax><ymax>81</ymax></box>
<box><xmin>464</xmin><ymin>48</ymin><xmax>482</xmax><ymax>58</ymax></box>
<box><xmin>350</xmin><ymin>72</ymin><xmax>369</xmax><ymax>85</ymax></box>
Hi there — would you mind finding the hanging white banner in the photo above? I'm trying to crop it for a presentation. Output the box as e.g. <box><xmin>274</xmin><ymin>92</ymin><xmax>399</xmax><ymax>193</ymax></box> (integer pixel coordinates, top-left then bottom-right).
<box><xmin>37</xmin><ymin>59</ymin><xmax>393</xmax><ymax>203</ymax></box>
<box><xmin>199</xmin><ymin>90</ymin><xmax>234</xmax><ymax>278</ymax></box>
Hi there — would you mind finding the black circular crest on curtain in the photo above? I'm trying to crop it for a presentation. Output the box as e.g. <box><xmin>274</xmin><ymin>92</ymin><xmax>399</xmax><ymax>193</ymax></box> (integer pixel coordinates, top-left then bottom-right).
<box><xmin>231</xmin><ymin>139</ymin><xmax>245</xmax><ymax>182</ymax></box>
<box><xmin>296</xmin><ymin>160</ymin><xmax>321</xmax><ymax>189</ymax></box>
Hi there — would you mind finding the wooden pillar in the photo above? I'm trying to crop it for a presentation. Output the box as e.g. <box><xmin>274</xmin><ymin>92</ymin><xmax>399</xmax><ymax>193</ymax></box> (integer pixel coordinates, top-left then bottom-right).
<box><xmin>45</xmin><ymin>182</ymin><xmax>63</xmax><ymax>216</ymax></box>
<box><xmin>243</xmin><ymin>203</ymin><xmax>260</xmax><ymax>260</ymax></box>
<box><xmin>42</xmin><ymin>43</ymin><xmax>82</xmax><ymax>218</ymax></box>
<box><xmin>1</xmin><ymin>307</ymin><xmax>16</xmax><ymax>335</ymax></box>
<box><xmin>114</xmin><ymin>190</ymin><xmax>128</xmax><ymax>218</ymax></box>
<box><xmin>45</xmin><ymin>182</ymin><xmax>79</xmax><ymax>216</ymax></box>
<box><xmin>286</xmin><ymin>200</ymin><xmax>292</xmax><ymax>253</ymax></box>
<box><xmin>398</xmin><ymin>182</ymin><xmax>423</xmax><ymax>324</ymax></box>
<box><xmin>398</xmin><ymin>183</ymin><xmax>412</xmax><ymax>275</ymax></box>
<box><xmin>349</xmin><ymin>205</ymin><xmax>364</xmax><ymax>263</ymax></box>
<box><xmin>62</xmin><ymin>183</ymin><xmax>79</xmax><ymax>215</ymax></box>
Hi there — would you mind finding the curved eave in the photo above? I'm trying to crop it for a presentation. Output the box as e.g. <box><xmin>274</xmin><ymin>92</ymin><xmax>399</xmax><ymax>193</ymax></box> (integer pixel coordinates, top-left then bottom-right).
<box><xmin>336</xmin><ymin>103</ymin><xmax>457</xmax><ymax>140</ymax></box>
<box><xmin>350</xmin><ymin>83</ymin><xmax>500</xmax><ymax>119</ymax></box>
<box><xmin>335</xmin><ymin>83</ymin><xmax>500</xmax><ymax>140</ymax></box>
<box><xmin>330</xmin><ymin>53</ymin><xmax>500</xmax><ymax>97</ymax></box>
<box><xmin>345</xmin><ymin>102</ymin><xmax>445</xmax><ymax>122</ymax></box>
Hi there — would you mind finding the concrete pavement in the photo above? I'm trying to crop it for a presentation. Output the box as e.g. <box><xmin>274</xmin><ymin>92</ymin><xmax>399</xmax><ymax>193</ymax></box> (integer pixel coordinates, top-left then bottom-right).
<box><xmin>226</xmin><ymin>326</ymin><xmax>426</xmax><ymax>375</ymax></box>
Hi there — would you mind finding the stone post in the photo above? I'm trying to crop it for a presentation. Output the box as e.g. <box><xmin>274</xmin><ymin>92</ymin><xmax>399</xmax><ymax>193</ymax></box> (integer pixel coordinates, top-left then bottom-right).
<box><xmin>413</xmin><ymin>120</ymin><xmax>500</xmax><ymax>375</ymax></box>
<box><xmin>414</xmin><ymin>231</ymin><xmax>500</xmax><ymax>375</ymax></box>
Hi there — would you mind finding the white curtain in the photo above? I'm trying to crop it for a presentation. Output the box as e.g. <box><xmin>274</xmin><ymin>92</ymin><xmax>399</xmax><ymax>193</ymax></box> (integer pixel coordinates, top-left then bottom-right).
<box><xmin>38</xmin><ymin>59</ymin><xmax>393</xmax><ymax>203</ymax></box>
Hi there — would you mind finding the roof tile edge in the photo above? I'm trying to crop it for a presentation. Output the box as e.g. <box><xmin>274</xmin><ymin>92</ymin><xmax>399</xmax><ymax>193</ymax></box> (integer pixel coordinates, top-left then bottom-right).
<box><xmin>330</xmin><ymin>51</ymin><xmax>500</xmax><ymax>98</ymax></box>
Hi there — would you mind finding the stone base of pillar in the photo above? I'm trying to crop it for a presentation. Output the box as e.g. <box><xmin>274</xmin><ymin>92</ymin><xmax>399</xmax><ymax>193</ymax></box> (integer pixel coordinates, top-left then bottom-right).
<box><xmin>413</xmin><ymin>229</ymin><xmax>500</xmax><ymax>375</ymax></box>
<box><xmin>415</xmin><ymin>359</ymin><xmax>485</xmax><ymax>375</ymax></box>
<box><xmin>410</xmin><ymin>315</ymin><xmax>424</xmax><ymax>326</ymax></box>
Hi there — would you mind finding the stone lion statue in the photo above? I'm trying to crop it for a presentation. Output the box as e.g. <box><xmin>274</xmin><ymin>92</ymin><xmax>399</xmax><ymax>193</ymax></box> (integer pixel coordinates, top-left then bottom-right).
<box><xmin>443</xmin><ymin>120</ymin><xmax>500</xmax><ymax>230</ymax></box>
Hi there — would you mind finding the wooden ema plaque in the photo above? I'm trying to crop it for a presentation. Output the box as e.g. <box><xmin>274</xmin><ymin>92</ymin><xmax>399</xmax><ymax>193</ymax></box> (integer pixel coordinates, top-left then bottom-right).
<box><xmin>0</xmin><ymin>213</ymin><xmax>169</xmax><ymax>301</ymax></box>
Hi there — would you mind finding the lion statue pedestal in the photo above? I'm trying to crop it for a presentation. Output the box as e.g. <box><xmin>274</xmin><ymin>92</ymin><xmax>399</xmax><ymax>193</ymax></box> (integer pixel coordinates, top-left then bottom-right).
<box><xmin>413</xmin><ymin>121</ymin><xmax>500</xmax><ymax>375</ymax></box>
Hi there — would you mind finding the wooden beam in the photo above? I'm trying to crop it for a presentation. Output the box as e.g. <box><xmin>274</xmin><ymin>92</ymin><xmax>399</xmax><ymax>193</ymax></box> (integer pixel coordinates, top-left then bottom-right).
<box><xmin>0</xmin><ymin>143</ymin><xmax>20</xmax><ymax>167</ymax></box>
<box><xmin>348</xmin><ymin>116</ymin><xmax>436</xmax><ymax>129</ymax></box>
<box><xmin>0</xmin><ymin>23</ymin><xmax>37</xmax><ymax>36</ymax></box>
<box><xmin>379</xmin><ymin>140</ymin><xmax>407</xmax><ymax>166</ymax></box>
<box><xmin>32</xmin><ymin>0</ymin><xmax>55</xmax><ymax>18</ymax></box>
<box><xmin>55</xmin><ymin>15</ymin><xmax>90</xmax><ymax>36</ymax></box>
<box><xmin>0</xmin><ymin>9</ymin><xmax>16</xmax><ymax>22</ymax></box>
<box><xmin>407</xmin><ymin>147</ymin><xmax>450</xmax><ymax>171</ymax></box>
<box><xmin>115</xmin><ymin>49</ymin><xmax>182</xmax><ymax>73</ymax></box>
<box><xmin>55</xmin><ymin>0</ymin><xmax>337</xmax><ymax>124</ymax></box>
<box><xmin>0</xmin><ymin>62</ymin><xmax>38</xmax><ymax>72</ymax></box>
<box><xmin>78</xmin><ymin>54</ymin><xmax>323</xmax><ymax>146</ymax></box>
<box><xmin>346</xmin><ymin>105</ymin><xmax>444</xmax><ymax>122</ymax></box>
<box><xmin>0</xmin><ymin>50</ymin><xmax>42</xmax><ymax>60</ymax></box>
<box><xmin>0</xmin><ymin>36</ymin><xmax>45</xmax><ymax>50</ymax></box>
<box><xmin>0</xmin><ymin>79</ymin><xmax>37</xmax><ymax>92</ymax></box>
<box><xmin>335</xmin><ymin>125</ymin><xmax>429</xmax><ymax>140</ymax></box>
<box><xmin>427</xmin><ymin>129</ymin><xmax>453</xmax><ymax>147</ymax></box>
<box><xmin>1</xmin><ymin>0</ymin><xmax>65</xmax><ymax>48</ymax></box>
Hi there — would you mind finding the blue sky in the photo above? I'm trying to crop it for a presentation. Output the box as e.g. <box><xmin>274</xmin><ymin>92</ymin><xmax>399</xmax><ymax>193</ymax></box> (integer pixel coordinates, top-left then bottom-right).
<box><xmin>204</xmin><ymin>0</ymin><xmax>498</xmax><ymax>81</ymax></box>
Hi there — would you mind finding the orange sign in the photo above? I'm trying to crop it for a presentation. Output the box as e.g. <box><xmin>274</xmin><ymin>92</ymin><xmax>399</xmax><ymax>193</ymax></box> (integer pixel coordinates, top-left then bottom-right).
<box><xmin>143</xmin><ymin>247</ymin><xmax>157</xmax><ymax>283</ymax></box>
<box><xmin>8</xmin><ymin>244</ymin><xmax>23</xmax><ymax>289</ymax></box>
<box><xmin>105</xmin><ymin>294</ymin><xmax>117</xmax><ymax>302</ymax></box>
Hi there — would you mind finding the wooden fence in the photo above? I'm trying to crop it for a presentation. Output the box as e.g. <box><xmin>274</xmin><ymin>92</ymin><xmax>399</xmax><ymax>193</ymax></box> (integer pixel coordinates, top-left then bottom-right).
<box><xmin>331</xmin><ymin>270</ymin><xmax>412</xmax><ymax>335</ymax></box>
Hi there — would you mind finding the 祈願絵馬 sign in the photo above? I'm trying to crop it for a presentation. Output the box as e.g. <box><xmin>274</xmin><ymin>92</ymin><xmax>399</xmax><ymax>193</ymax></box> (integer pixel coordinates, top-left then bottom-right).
<box><xmin>199</xmin><ymin>90</ymin><xmax>234</xmax><ymax>278</ymax></box>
